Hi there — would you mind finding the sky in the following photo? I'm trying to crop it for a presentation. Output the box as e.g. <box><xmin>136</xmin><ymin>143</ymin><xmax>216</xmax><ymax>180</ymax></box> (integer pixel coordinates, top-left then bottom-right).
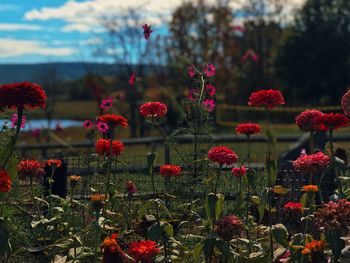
<box><xmin>0</xmin><ymin>0</ymin><xmax>305</xmax><ymax>64</ymax></box>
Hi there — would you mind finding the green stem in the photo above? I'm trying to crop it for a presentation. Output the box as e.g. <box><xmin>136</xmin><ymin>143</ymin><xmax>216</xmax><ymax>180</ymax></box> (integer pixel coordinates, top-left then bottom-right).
<box><xmin>309</xmin><ymin>131</ymin><xmax>314</xmax><ymax>154</ymax></box>
<box><xmin>246</xmin><ymin>136</ymin><xmax>251</xmax><ymax>252</ymax></box>
<box><xmin>30</xmin><ymin>176</ymin><xmax>41</xmax><ymax>218</ymax></box>
<box><xmin>214</xmin><ymin>165</ymin><xmax>222</xmax><ymax>195</ymax></box>
<box><xmin>103</xmin><ymin>129</ymin><xmax>114</xmax><ymax>216</ymax></box>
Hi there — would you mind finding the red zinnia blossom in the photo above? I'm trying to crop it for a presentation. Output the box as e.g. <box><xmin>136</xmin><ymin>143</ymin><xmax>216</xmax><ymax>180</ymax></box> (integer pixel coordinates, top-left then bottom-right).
<box><xmin>236</xmin><ymin>123</ymin><xmax>262</xmax><ymax>136</ymax></box>
<box><xmin>295</xmin><ymin>109</ymin><xmax>325</xmax><ymax>132</ymax></box>
<box><xmin>205</xmin><ymin>84</ymin><xmax>216</xmax><ymax>97</ymax></box>
<box><xmin>188</xmin><ymin>65</ymin><xmax>195</xmax><ymax>78</ymax></box>
<box><xmin>292</xmin><ymin>152</ymin><xmax>330</xmax><ymax>174</ymax></box>
<box><xmin>241</xmin><ymin>49</ymin><xmax>259</xmax><ymax>62</ymax></box>
<box><xmin>18</xmin><ymin>160</ymin><xmax>44</xmax><ymax>178</ymax></box>
<box><xmin>203</xmin><ymin>64</ymin><xmax>216</xmax><ymax>77</ymax></box>
<box><xmin>160</xmin><ymin>165</ymin><xmax>182</xmax><ymax>177</ymax></box>
<box><xmin>46</xmin><ymin>159</ymin><xmax>62</xmax><ymax>168</ymax></box>
<box><xmin>0</xmin><ymin>82</ymin><xmax>47</xmax><ymax>110</ymax></box>
<box><xmin>208</xmin><ymin>146</ymin><xmax>238</xmax><ymax>166</ymax></box>
<box><xmin>320</xmin><ymin>113</ymin><xmax>349</xmax><ymax>131</ymax></box>
<box><xmin>100</xmin><ymin>233</ymin><xmax>127</xmax><ymax>263</ymax></box>
<box><xmin>342</xmin><ymin>90</ymin><xmax>350</xmax><ymax>117</ymax></box>
<box><xmin>129</xmin><ymin>72</ymin><xmax>136</xmax><ymax>85</ymax></box>
<box><xmin>128</xmin><ymin>240</ymin><xmax>160</xmax><ymax>263</ymax></box>
<box><xmin>95</xmin><ymin>139</ymin><xmax>125</xmax><ymax>156</ymax></box>
<box><xmin>98</xmin><ymin>114</ymin><xmax>128</xmax><ymax>128</ymax></box>
<box><xmin>284</xmin><ymin>201</ymin><xmax>302</xmax><ymax>211</ymax></box>
<box><xmin>83</xmin><ymin>120</ymin><xmax>94</xmax><ymax>129</ymax></box>
<box><xmin>202</xmin><ymin>99</ymin><xmax>215</xmax><ymax>112</ymax></box>
<box><xmin>0</xmin><ymin>168</ymin><xmax>12</xmax><ymax>192</ymax></box>
<box><xmin>231</xmin><ymin>166</ymin><xmax>247</xmax><ymax>178</ymax></box>
<box><xmin>125</xmin><ymin>180</ymin><xmax>137</xmax><ymax>195</ymax></box>
<box><xmin>139</xmin><ymin>102</ymin><xmax>167</xmax><ymax>118</ymax></box>
<box><xmin>100</xmin><ymin>97</ymin><xmax>113</xmax><ymax>111</ymax></box>
<box><xmin>248</xmin><ymin>89</ymin><xmax>285</xmax><ymax>109</ymax></box>
<box><xmin>143</xmin><ymin>24</ymin><xmax>153</xmax><ymax>40</ymax></box>
<box><xmin>214</xmin><ymin>214</ymin><xmax>244</xmax><ymax>241</ymax></box>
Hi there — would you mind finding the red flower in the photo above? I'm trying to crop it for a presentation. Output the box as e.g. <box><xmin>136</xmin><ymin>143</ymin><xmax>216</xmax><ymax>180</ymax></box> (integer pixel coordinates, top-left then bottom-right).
<box><xmin>143</xmin><ymin>24</ymin><xmax>153</xmax><ymax>40</ymax></box>
<box><xmin>100</xmin><ymin>98</ymin><xmax>113</xmax><ymax>111</ymax></box>
<box><xmin>203</xmin><ymin>64</ymin><xmax>216</xmax><ymax>77</ymax></box>
<box><xmin>284</xmin><ymin>201</ymin><xmax>302</xmax><ymax>211</ymax></box>
<box><xmin>0</xmin><ymin>168</ymin><xmax>12</xmax><ymax>192</ymax></box>
<box><xmin>248</xmin><ymin>89</ymin><xmax>285</xmax><ymax>109</ymax></box>
<box><xmin>95</xmin><ymin>139</ymin><xmax>125</xmax><ymax>156</ymax></box>
<box><xmin>18</xmin><ymin>160</ymin><xmax>44</xmax><ymax>178</ymax></box>
<box><xmin>208</xmin><ymin>146</ymin><xmax>238</xmax><ymax>166</ymax></box>
<box><xmin>214</xmin><ymin>214</ymin><xmax>244</xmax><ymax>241</ymax></box>
<box><xmin>100</xmin><ymin>233</ymin><xmax>127</xmax><ymax>263</ymax></box>
<box><xmin>188</xmin><ymin>65</ymin><xmax>195</xmax><ymax>77</ymax></box>
<box><xmin>139</xmin><ymin>102</ymin><xmax>167</xmax><ymax>118</ymax></box>
<box><xmin>205</xmin><ymin>84</ymin><xmax>216</xmax><ymax>97</ymax></box>
<box><xmin>0</xmin><ymin>82</ymin><xmax>46</xmax><ymax>110</ymax></box>
<box><xmin>125</xmin><ymin>180</ymin><xmax>137</xmax><ymax>195</ymax></box>
<box><xmin>202</xmin><ymin>99</ymin><xmax>216</xmax><ymax>112</ymax></box>
<box><xmin>98</xmin><ymin>114</ymin><xmax>128</xmax><ymax>128</ymax></box>
<box><xmin>241</xmin><ymin>49</ymin><xmax>259</xmax><ymax>62</ymax></box>
<box><xmin>236</xmin><ymin>123</ymin><xmax>262</xmax><ymax>136</ymax></box>
<box><xmin>295</xmin><ymin>109</ymin><xmax>325</xmax><ymax>132</ymax></box>
<box><xmin>320</xmin><ymin>113</ymin><xmax>349</xmax><ymax>131</ymax></box>
<box><xmin>231</xmin><ymin>166</ymin><xmax>247</xmax><ymax>178</ymax></box>
<box><xmin>128</xmin><ymin>240</ymin><xmax>160</xmax><ymax>263</ymax></box>
<box><xmin>160</xmin><ymin>165</ymin><xmax>182</xmax><ymax>177</ymax></box>
<box><xmin>292</xmin><ymin>152</ymin><xmax>330</xmax><ymax>174</ymax></box>
<box><xmin>129</xmin><ymin>72</ymin><xmax>136</xmax><ymax>85</ymax></box>
<box><xmin>342</xmin><ymin>90</ymin><xmax>350</xmax><ymax>117</ymax></box>
<box><xmin>46</xmin><ymin>159</ymin><xmax>62</xmax><ymax>168</ymax></box>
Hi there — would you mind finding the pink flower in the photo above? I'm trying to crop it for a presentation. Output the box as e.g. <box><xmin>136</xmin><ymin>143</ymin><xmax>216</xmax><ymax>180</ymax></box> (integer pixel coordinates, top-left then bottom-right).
<box><xmin>241</xmin><ymin>49</ymin><xmax>259</xmax><ymax>62</ymax></box>
<box><xmin>143</xmin><ymin>24</ymin><xmax>153</xmax><ymax>40</ymax></box>
<box><xmin>97</xmin><ymin>121</ymin><xmax>109</xmax><ymax>134</ymax></box>
<box><xmin>205</xmin><ymin>84</ymin><xmax>216</xmax><ymax>97</ymax></box>
<box><xmin>203</xmin><ymin>64</ymin><xmax>216</xmax><ymax>77</ymax></box>
<box><xmin>208</xmin><ymin>146</ymin><xmax>238</xmax><ymax>166</ymax></box>
<box><xmin>32</xmin><ymin>128</ymin><xmax>41</xmax><ymax>139</ymax></box>
<box><xmin>100</xmin><ymin>97</ymin><xmax>113</xmax><ymax>111</ymax></box>
<box><xmin>83</xmin><ymin>120</ymin><xmax>94</xmax><ymax>129</ymax></box>
<box><xmin>188</xmin><ymin>65</ymin><xmax>195</xmax><ymax>77</ymax></box>
<box><xmin>293</xmin><ymin>152</ymin><xmax>330</xmax><ymax>174</ymax></box>
<box><xmin>129</xmin><ymin>72</ymin><xmax>136</xmax><ymax>86</ymax></box>
<box><xmin>231</xmin><ymin>166</ymin><xmax>247</xmax><ymax>178</ymax></box>
<box><xmin>10</xmin><ymin>113</ymin><xmax>26</xmax><ymax>128</ymax></box>
<box><xmin>202</xmin><ymin>99</ymin><xmax>216</xmax><ymax>112</ymax></box>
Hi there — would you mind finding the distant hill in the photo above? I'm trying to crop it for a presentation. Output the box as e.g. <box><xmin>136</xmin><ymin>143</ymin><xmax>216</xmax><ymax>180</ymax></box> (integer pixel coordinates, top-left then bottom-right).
<box><xmin>0</xmin><ymin>62</ymin><xmax>164</xmax><ymax>83</ymax></box>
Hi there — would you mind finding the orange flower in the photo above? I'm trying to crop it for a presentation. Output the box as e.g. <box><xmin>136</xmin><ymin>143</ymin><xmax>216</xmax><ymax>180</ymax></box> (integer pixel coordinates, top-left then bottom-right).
<box><xmin>46</xmin><ymin>159</ymin><xmax>62</xmax><ymax>168</ymax></box>
<box><xmin>0</xmin><ymin>168</ymin><xmax>12</xmax><ymax>192</ymax></box>
<box><xmin>90</xmin><ymin>194</ymin><xmax>106</xmax><ymax>203</ymax></box>
<box><xmin>100</xmin><ymin>233</ymin><xmax>127</xmax><ymax>263</ymax></box>
<box><xmin>302</xmin><ymin>185</ymin><xmax>318</xmax><ymax>192</ymax></box>
<box><xmin>69</xmin><ymin>175</ymin><xmax>81</xmax><ymax>182</ymax></box>
<box><xmin>301</xmin><ymin>240</ymin><xmax>325</xmax><ymax>255</ymax></box>
<box><xmin>98</xmin><ymin>114</ymin><xmax>128</xmax><ymax>128</ymax></box>
<box><xmin>160</xmin><ymin>165</ymin><xmax>182</xmax><ymax>177</ymax></box>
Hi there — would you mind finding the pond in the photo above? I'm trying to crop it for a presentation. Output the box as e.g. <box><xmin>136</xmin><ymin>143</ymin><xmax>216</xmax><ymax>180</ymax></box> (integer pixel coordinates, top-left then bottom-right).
<box><xmin>0</xmin><ymin>119</ymin><xmax>83</xmax><ymax>131</ymax></box>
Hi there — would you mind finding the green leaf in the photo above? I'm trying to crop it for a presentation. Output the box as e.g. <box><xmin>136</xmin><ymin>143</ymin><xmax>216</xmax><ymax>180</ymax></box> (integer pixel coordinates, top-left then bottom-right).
<box><xmin>193</xmin><ymin>243</ymin><xmax>203</xmax><ymax>263</ymax></box>
<box><xmin>202</xmin><ymin>238</ymin><xmax>215</xmax><ymax>262</ymax></box>
<box><xmin>258</xmin><ymin>188</ymin><xmax>268</xmax><ymax>222</ymax></box>
<box><xmin>265</xmin><ymin>158</ymin><xmax>278</xmax><ymax>186</ymax></box>
<box><xmin>272</xmin><ymin>185</ymin><xmax>290</xmax><ymax>195</ymax></box>
<box><xmin>247</xmin><ymin>169</ymin><xmax>256</xmax><ymax>189</ymax></box>
<box><xmin>271</xmin><ymin>224</ymin><xmax>289</xmax><ymax>248</ymax></box>
<box><xmin>147</xmin><ymin>152</ymin><xmax>157</xmax><ymax>172</ymax></box>
<box><xmin>205</xmin><ymin>193</ymin><xmax>225</xmax><ymax>221</ymax></box>
<box><xmin>6</xmin><ymin>158</ymin><xmax>18</xmax><ymax>179</ymax></box>
<box><xmin>0</xmin><ymin>219</ymin><xmax>9</xmax><ymax>253</ymax></box>
<box><xmin>147</xmin><ymin>223</ymin><xmax>162</xmax><ymax>242</ymax></box>
<box><xmin>215</xmin><ymin>194</ymin><xmax>225</xmax><ymax>220</ymax></box>
<box><xmin>163</xmin><ymin>223</ymin><xmax>173</xmax><ymax>237</ymax></box>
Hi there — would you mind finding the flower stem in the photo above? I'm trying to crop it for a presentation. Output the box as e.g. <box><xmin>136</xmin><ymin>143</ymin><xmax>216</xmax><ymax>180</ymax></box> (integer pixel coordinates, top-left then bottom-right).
<box><xmin>214</xmin><ymin>165</ymin><xmax>222</xmax><ymax>195</ymax></box>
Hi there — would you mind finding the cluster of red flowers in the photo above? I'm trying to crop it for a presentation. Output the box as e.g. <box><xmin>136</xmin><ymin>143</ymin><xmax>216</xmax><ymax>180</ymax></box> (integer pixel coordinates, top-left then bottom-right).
<box><xmin>0</xmin><ymin>168</ymin><xmax>12</xmax><ymax>192</ymax></box>
<box><xmin>231</xmin><ymin>166</ymin><xmax>247</xmax><ymax>178</ymax></box>
<box><xmin>18</xmin><ymin>160</ymin><xmax>44</xmax><ymax>178</ymax></box>
<box><xmin>0</xmin><ymin>82</ymin><xmax>47</xmax><ymax>110</ymax></box>
<box><xmin>214</xmin><ymin>214</ymin><xmax>244</xmax><ymax>241</ymax></box>
<box><xmin>292</xmin><ymin>152</ymin><xmax>330</xmax><ymax>174</ymax></box>
<box><xmin>208</xmin><ymin>146</ymin><xmax>238</xmax><ymax>166</ymax></box>
<box><xmin>98</xmin><ymin>114</ymin><xmax>128</xmax><ymax>128</ymax></box>
<box><xmin>139</xmin><ymin>102</ymin><xmax>167</xmax><ymax>118</ymax></box>
<box><xmin>314</xmin><ymin>199</ymin><xmax>350</xmax><ymax>234</ymax></box>
<box><xmin>321</xmin><ymin>113</ymin><xmax>349</xmax><ymax>131</ymax></box>
<box><xmin>295</xmin><ymin>109</ymin><xmax>325</xmax><ymax>132</ymax></box>
<box><xmin>95</xmin><ymin>139</ymin><xmax>125</xmax><ymax>156</ymax></box>
<box><xmin>235</xmin><ymin>123</ymin><xmax>262</xmax><ymax>136</ymax></box>
<box><xmin>248</xmin><ymin>89</ymin><xmax>285</xmax><ymax>109</ymax></box>
<box><xmin>100</xmin><ymin>234</ymin><xmax>127</xmax><ymax>263</ymax></box>
<box><xmin>46</xmin><ymin>159</ymin><xmax>62</xmax><ymax>168</ymax></box>
<box><xmin>128</xmin><ymin>240</ymin><xmax>160</xmax><ymax>263</ymax></box>
<box><xmin>301</xmin><ymin>240</ymin><xmax>325</xmax><ymax>255</ymax></box>
<box><xmin>160</xmin><ymin>165</ymin><xmax>182</xmax><ymax>177</ymax></box>
<box><xmin>283</xmin><ymin>201</ymin><xmax>302</xmax><ymax>211</ymax></box>
<box><xmin>125</xmin><ymin>180</ymin><xmax>137</xmax><ymax>195</ymax></box>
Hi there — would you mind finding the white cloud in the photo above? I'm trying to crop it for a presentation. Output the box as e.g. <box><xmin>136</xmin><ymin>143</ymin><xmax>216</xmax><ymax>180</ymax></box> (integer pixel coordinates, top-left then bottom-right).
<box><xmin>0</xmin><ymin>38</ymin><xmax>76</xmax><ymax>58</ymax></box>
<box><xmin>0</xmin><ymin>23</ymin><xmax>42</xmax><ymax>31</ymax></box>
<box><xmin>24</xmin><ymin>0</ymin><xmax>306</xmax><ymax>33</ymax></box>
